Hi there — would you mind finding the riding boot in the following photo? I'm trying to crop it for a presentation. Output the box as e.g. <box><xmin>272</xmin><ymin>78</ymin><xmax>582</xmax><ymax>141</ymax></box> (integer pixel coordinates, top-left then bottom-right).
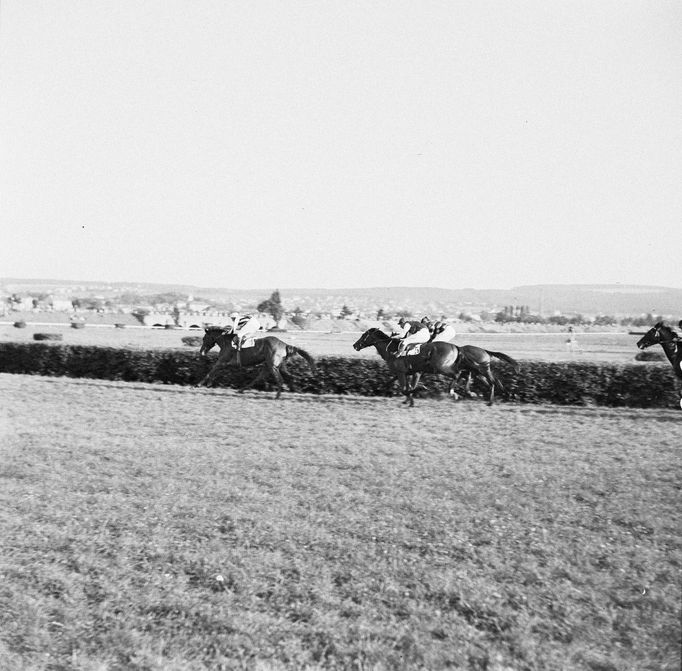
<box><xmin>235</xmin><ymin>339</ymin><xmax>242</xmax><ymax>367</ymax></box>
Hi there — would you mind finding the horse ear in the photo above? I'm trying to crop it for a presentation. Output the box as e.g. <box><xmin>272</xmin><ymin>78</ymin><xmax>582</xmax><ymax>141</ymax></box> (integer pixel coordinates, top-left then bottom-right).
<box><xmin>654</xmin><ymin>322</ymin><xmax>663</xmax><ymax>328</ymax></box>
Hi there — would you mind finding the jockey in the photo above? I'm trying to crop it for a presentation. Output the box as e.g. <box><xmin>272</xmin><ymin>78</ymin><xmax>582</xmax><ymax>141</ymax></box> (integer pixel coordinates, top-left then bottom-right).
<box><xmin>231</xmin><ymin>313</ymin><xmax>261</xmax><ymax>364</ymax></box>
<box><xmin>392</xmin><ymin>316</ymin><xmax>431</xmax><ymax>356</ymax></box>
<box><xmin>429</xmin><ymin>320</ymin><xmax>457</xmax><ymax>343</ymax></box>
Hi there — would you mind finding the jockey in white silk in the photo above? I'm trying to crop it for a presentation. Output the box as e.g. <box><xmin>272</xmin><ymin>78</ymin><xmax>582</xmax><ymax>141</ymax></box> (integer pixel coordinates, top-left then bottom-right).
<box><xmin>229</xmin><ymin>313</ymin><xmax>260</xmax><ymax>366</ymax></box>
<box><xmin>392</xmin><ymin>317</ymin><xmax>431</xmax><ymax>356</ymax></box>
<box><xmin>232</xmin><ymin>314</ymin><xmax>261</xmax><ymax>348</ymax></box>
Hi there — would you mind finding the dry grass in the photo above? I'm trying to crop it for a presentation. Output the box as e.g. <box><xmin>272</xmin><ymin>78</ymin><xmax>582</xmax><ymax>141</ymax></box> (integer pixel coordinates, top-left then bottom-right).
<box><xmin>0</xmin><ymin>374</ymin><xmax>679</xmax><ymax>670</ymax></box>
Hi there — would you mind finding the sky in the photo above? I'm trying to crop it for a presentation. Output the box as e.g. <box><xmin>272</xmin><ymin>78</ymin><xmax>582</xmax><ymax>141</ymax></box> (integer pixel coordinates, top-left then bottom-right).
<box><xmin>1</xmin><ymin>1</ymin><xmax>680</xmax><ymax>290</ymax></box>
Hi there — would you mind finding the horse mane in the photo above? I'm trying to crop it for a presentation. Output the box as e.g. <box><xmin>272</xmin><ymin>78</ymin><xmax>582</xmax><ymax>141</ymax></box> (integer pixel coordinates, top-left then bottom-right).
<box><xmin>655</xmin><ymin>322</ymin><xmax>675</xmax><ymax>336</ymax></box>
<box><xmin>367</xmin><ymin>327</ymin><xmax>391</xmax><ymax>340</ymax></box>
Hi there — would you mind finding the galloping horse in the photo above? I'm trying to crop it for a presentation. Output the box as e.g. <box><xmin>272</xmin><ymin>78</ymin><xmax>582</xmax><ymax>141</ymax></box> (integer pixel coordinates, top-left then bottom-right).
<box><xmin>197</xmin><ymin>326</ymin><xmax>316</xmax><ymax>398</ymax></box>
<box><xmin>637</xmin><ymin>322</ymin><xmax>682</xmax><ymax>405</ymax></box>
<box><xmin>456</xmin><ymin>344</ymin><xmax>519</xmax><ymax>402</ymax></box>
<box><xmin>352</xmin><ymin>328</ymin><xmax>441</xmax><ymax>406</ymax></box>
<box><xmin>352</xmin><ymin>328</ymin><xmax>517</xmax><ymax>406</ymax></box>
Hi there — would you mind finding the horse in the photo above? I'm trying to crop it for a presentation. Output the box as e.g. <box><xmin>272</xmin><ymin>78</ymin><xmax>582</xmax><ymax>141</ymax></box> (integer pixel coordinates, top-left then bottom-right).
<box><xmin>352</xmin><ymin>328</ymin><xmax>431</xmax><ymax>405</ymax></box>
<box><xmin>197</xmin><ymin>326</ymin><xmax>316</xmax><ymax>399</ymax></box>
<box><xmin>636</xmin><ymin>322</ymin><xmax>682</xmax><ymax>405</ymax></box>
<box><xmin>455</xmin><ymin>344</ymin><xmax>519</xmax><ymax>402</ymax></box>
<box><xmin>352</xmin><ymin>328</ymin><xmax>517</xmax><ymax>406</ymax></box>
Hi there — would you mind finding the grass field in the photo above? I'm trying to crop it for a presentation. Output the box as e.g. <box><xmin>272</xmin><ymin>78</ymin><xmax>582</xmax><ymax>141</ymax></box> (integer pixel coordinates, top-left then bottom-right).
<box><xmin>0</xmin><ymin>322</ymin><xmax>643</xmax><ymax>363</ymax></box>
<box><xmin>1</xmin><ymin>374</ymin><xmax>679</xmax><ymax>670</ymax></box>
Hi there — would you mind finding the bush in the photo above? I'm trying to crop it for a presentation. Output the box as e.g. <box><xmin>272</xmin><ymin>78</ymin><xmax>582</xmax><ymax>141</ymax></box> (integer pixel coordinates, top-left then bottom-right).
<box><xmin>13</xmin><ymin>321</ymin><xmax>26</xmax><ymax>328</ymax></box>
<box><xmin>33</xmin><ymin>333</ymin><xmax>64</xmax><ymax>342</ymax></box>
<box><xmin>0</xmin><ymin>342</ymin><xmax>678</xmax><ymax>408</ymax></box>
<box><xmin>71</xmin><ymin>322</ymin><xmax>85</xmax><ymax>329</ymax></box>
<box><xmin>635</xmin><ymin>350</ymin><xmax>666</xmax><ymax>362</ymax></box>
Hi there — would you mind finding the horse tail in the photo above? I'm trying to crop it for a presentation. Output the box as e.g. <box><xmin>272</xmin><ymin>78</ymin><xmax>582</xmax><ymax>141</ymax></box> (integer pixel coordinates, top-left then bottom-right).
<box><xmin>485</xmin><ymin>350</ymin><xmax>519</xmax><ymax>370</ymax></box>
<box><xmin>287</xmin><ymin>345</ymin><xmax>317</xmax><ymax>373</ymax></box>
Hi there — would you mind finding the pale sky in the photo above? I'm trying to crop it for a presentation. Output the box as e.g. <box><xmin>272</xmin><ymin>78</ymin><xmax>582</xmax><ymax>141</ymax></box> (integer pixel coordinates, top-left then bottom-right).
<box><xmin>1</xmin><ymin>1</ymin><xmax>680</xmax><ymax>290</ymax></box>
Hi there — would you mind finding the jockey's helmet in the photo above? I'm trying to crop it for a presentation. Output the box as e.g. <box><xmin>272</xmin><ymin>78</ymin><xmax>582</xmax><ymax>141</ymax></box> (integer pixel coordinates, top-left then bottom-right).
<box><xmin>398</xmin><ymin>317</ymin><xmax>407</xmax><ymax>326</ymax></box>
<box><xmin>421</xmin><ymin>316</ymin><xmax>431</xmax><ymax>324</ymax></box>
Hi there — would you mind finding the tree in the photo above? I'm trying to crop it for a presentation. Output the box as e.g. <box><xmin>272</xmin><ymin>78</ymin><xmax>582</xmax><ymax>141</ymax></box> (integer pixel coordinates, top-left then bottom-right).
<box><xmin>291</xmin><ymin>306</ymin><xmax>306</xmax><ymax>327</ymax></box>
<box><xmin>338</xmin><ymin>305</ymin><xmax>353</xmax><ymax>319</ymax></box>
<box><xmin>257</xmin><ymin>290</ymin><xmax>284</xmax><ymax>322</ymax></box>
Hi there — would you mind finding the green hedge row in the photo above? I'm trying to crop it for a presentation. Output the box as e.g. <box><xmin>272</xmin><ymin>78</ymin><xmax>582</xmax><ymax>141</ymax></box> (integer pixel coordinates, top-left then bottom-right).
<box><xmin>0</xmin><ymin>342</ymin><xmax>678</xmax><ymax>408</ymax></box>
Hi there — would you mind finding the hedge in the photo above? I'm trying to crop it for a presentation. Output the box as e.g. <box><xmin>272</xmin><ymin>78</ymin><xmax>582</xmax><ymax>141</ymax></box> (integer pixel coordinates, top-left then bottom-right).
<box><xmin>33</xmin><ymin>333</ymin><xmax>64</xmax><ymax>342</ymax></box>
<box><xmin>0</xmin><ymin>342</ymin><xmax>679</xmax><ymax>409</ymax></box>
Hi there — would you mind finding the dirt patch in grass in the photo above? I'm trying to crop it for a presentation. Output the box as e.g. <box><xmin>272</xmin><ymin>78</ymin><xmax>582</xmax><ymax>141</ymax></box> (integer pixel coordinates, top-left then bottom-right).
<box><xmin>0</xmin><ymin>374</ymin><xmax>680</xmax><ymax>669</ymax></box>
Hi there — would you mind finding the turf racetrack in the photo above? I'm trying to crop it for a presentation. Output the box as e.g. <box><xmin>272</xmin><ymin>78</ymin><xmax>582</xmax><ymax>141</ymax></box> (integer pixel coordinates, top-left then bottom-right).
<box><xmin>1</xmin><ymin>374</ymin><xmax>679</xmax><ymax>670</ymax></box>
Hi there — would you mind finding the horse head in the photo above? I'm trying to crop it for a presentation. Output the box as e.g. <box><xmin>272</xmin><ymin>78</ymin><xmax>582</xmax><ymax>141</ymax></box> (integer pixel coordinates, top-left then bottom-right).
<box><xmin>200</xmin><ymin>326</ymin><xmax>232</xmax><ymax>356</ymax></box>
<box><xmin>637</xmin><ymin>322</ymin><xmax>674</xmax><ymax>350</ymax></box>
<box><xmin>352</xmin><ymin>328</ymin><xmax>387</xmax><ymax>351</ymax></box>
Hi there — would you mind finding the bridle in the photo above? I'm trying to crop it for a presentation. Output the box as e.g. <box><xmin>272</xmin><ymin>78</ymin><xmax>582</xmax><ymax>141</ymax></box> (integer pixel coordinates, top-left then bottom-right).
<box><xmin>641</xmin><ymin>325</ymin><xmax>679</xmax><ymax>352</ymax></box>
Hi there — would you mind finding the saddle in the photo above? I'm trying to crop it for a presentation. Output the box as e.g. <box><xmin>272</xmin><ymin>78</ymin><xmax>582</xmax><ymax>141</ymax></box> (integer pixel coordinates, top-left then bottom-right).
<box><xmin>231</xmin><ymin>337</ymin><xmax>256</xmax><ymax>349</ymax></box>
<box><xmin>398</xmin><ymin>343</ymin><xmax>422</xmax><ymax>357</ymax></box>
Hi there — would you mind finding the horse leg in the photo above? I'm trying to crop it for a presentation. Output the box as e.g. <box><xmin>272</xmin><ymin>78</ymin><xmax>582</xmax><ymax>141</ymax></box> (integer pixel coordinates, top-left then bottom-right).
<box><xmin>396</xmin><ymin>372</ymin><xmax>412</xmax><ymax>406</ymax></box>
<box><xmin>279</xmin><ymin>361</ymin><xmax>296</xmax><ymax>392</ymax></box>
<box><xmin>477</xmin><ymin>364</ymin><xmax>497</xmax><ymax>406</ymax></box>
<box><xmin>462</xmin><ymin>370</ymin><xmax>474</xmax><ymax>397</ymax></box>
<box><xmin>198</xmin><ymin>361</ymin><xmax>224</xmax><ymax>388</ymax></box>
<box><xmin>269</xmin><ymin>364</ymin><xmax>286</xmax><ymax>399</ymax></box>
<box><xmin>447</xmin><ymin>372</ymin><xmax>468</xmax><ymax>400</ymax></box>
<box><xmin>407</xmin><ymin>372</ymin><xmax>422</xmax><ymax>406</ymax></box>
<box><xmin>238</xmin><ymin>364</ymin><xmax>269</xmax><ymax>394</ymax></box>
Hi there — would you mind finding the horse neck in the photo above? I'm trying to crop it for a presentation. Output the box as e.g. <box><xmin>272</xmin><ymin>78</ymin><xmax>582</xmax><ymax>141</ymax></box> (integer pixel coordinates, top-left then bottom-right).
<box><xmin>372</xmin><ymin>337</ymin><xmax>394</xmax><ymax>361</ymax></box>
<box><xmin>214</xmin><ymin>333</ymin><xmax>233</xmax><ymax>351</ymax></box>
<box><xmin>658</xmin><ymin>337</ymin><xmax>680</xmax><ymax>367</ymax></box>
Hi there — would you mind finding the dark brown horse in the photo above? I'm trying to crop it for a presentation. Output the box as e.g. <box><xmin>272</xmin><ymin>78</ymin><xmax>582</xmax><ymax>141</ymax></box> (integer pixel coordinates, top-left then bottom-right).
<box><xmin>637</xmin><ymin>322</ymin><xmax>682</xmax><ymax>406</ymax></box>
<box><xmin>198</xmin><ymin>326</ymin><xmax>316</xmax><ymax>398</ymax></box>
<box><xmin>352</xmin><ymin>328</ymin><xmax>517</xmax><ymax>406</ymax></box>
<box><xmin>456</xmin><ymin>344</ymin><xmax>519</xmax><ymax>402</ymax></box>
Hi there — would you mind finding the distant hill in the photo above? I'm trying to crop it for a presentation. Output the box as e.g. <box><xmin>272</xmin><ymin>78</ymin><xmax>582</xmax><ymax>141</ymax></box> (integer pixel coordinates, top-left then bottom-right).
<box><xmin>1</xmin><ymin>278</ymin><xmax>680</xmax><ymax>317</ymax></box>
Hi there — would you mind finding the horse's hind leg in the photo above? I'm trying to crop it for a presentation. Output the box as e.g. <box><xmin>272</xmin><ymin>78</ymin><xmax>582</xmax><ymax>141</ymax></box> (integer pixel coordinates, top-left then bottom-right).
<box><xmin>448</xmin><ymin>372</ymin><xmax>469</xmax><ymax>400</ymax></box>
<box><xmin>238</xmin><ymin>365</ymin><xmax>269</xmax><ymax>394</ymax></box>
<box><xmin>197</xmin><ymin>362</ymin><xmax>222</xmax><ymax>388</ymax></box>
<box><xmin>479</xmin><ymin>366</ymin><xmax>497</xmax><ymax>406</ymax></box>
<box><xmin>396</xmin><ymin>372</ymin><xmax>413</xmax><ymax>406</ymax></box>
<box><xmin>279</xmin><ymin>362</ymin><xmax>296</xmax><ymax>392</ymax></box>
<box><xmin>269</xmin><ymin>365</ymin><xmax>285</xmax><ymax>399</ymax></box>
